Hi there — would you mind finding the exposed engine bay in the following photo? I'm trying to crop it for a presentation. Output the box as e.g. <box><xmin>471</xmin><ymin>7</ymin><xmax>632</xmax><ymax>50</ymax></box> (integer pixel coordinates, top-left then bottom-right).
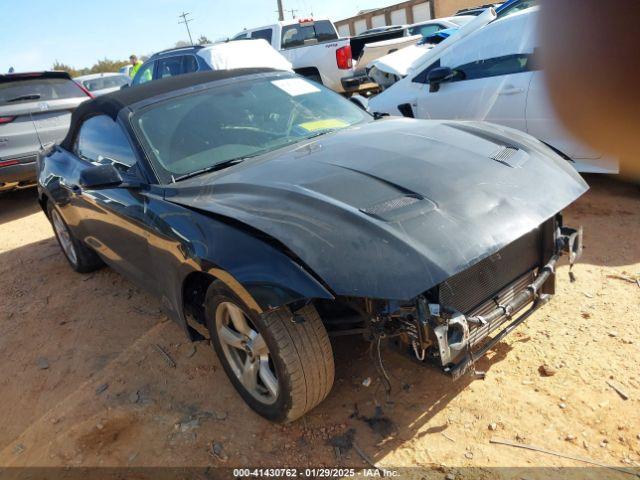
<box><xmin>316</xmin><ymin>215</ymin><xmax>583</xmax><ymax>380</ymax></box>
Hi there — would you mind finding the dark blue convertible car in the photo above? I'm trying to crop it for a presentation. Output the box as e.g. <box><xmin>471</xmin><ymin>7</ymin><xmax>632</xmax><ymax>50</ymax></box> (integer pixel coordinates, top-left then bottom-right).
<box><xmin>37</xmin><ymin>68</ymin><xmax>586</xmax><ymax>422</ymax></box>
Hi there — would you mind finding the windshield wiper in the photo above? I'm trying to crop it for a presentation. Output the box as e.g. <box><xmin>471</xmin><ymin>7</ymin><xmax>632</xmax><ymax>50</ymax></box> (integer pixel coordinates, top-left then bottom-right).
<box><xmin>6</xmin><ymin>94</ymin><xmax>42</xmax><ymax>103</ymax></box>
<box><xmin>304</xmin><ymin>128</ymin><xmax>336</xmax><ymax>140</ymax></box>
<box><xmin>172</xmin><ymin>157</ymin><xmax>249</xmax><ymax>183</ymax></box>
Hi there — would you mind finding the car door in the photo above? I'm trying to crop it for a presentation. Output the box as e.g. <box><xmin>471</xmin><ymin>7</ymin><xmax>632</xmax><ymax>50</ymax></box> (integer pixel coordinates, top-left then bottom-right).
<box><xmin>526</xmin><ymin>71</ymin><xmax>603</xmax><ymax>160</ymax></box>
<box><xmin>415</xmin><ymin>54</ymin><xmax>533</xmax><ymax>131</ymax></box>
<box><xmin>414</xmin><ymin>9</ymin><xmax>536</xmax><ymax>131</ymax></box>
<box><xmin>132</xmin><ymin>61</ymin><xmax>155</xmax><ymax>86</ymax></box>
<box><xmin>63</xmin><ymin>115</ymin><xmax>157</xmax><ymax>291</ymax></box>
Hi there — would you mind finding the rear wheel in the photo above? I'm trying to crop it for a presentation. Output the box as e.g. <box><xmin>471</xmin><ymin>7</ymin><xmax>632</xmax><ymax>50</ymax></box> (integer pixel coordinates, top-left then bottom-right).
<box><xmin>205</xmin><ymin>281</ymin><xmax>334</xmax><ymax>422</ymax></box>
<box><xmin>47</xmin><ymin>203</ymin><xmax>103</xmax><ymax>273</ymax></box>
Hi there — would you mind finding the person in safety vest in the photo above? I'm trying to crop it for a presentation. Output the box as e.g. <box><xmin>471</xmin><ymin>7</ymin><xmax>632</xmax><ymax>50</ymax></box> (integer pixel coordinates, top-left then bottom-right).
<box><xmin>129</xmin><ymin>55</ymin><xmax>143</xmax><ymax>78</ymax></box>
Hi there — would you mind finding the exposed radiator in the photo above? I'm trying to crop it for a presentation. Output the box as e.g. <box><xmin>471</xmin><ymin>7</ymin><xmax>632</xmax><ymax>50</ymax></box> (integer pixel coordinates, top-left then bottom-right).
<box><xmin>438</xmin><ymin>226</ymin><xmax>543</xmax><ymax>314</ymax></box>
<box><xmin>467</xmin><ymin>270</ymin><xmax>536</xmax><ymax>348</ymax></box>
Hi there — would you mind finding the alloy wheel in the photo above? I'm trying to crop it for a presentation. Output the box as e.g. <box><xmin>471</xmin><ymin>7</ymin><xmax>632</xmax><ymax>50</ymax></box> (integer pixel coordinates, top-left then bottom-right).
<box><xmin>215</xmin><ymin>301</ymin><xmax>279</xmax><ymax>404</ymax></box>
<box><xmin>51</xmin><ymin>209</ymin><xmax>78</xmax><ymax>266</ymax></box>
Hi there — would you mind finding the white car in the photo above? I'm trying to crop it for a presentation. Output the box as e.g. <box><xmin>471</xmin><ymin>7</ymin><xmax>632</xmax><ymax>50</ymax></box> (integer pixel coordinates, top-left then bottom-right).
<box><xmin>405</xmin><ymin>15</ymin><xmax>475</xmax><ymax>37</ymax></box>
<box><xmin>119</xmin><ymin>64</ymin><xmax>133</xmax><ymax>77</ymax></box>
<box><xmin>232</xmin><ymin>18</ymin><xmax>355</xmax><ymax>93</ymax></box>
<box><xmin>369</xmin><ymin>6</ymin><xmax>618</xmax><ymax>173</ymax></box>
<box><xmin>74</xmin><ymin>73</ymin><xmax>131</xmax><ymax>96</ymax></box>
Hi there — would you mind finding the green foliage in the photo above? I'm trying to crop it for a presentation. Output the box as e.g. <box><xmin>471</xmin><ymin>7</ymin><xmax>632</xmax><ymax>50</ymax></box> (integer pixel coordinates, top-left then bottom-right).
<box><xmin>197</xmin><ymin>35</ymin><xmax>212</xmax><ymax>45</ymax></box>
<box><xmin>52</xmin><ymin>60</ymin><xmax>79</xmax><ymax>77</ymax></box>
<box><xmin>90</xmin><ymin>58</ymin><xmax>129</xmax><ymax>74</ymax></box>
<box><xmin>52</xmin><ymin>57</ymin><xmax>129</xmax><ymax>77</ymax></box>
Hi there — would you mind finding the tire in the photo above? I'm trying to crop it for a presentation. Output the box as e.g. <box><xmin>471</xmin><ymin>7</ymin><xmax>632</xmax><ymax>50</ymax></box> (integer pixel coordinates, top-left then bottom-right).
<box><xmin>205</xmin><ymin>281</ymin><xmax>334</xmax><ymax>422</ymax></box>
<box><xmin>47</xmin><ymin>202</ymin><xmax>103</xmax><ymax>273</ymax></box>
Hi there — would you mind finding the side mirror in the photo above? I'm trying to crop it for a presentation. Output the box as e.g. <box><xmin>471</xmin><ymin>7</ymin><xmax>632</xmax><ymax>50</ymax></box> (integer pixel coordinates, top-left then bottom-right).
<box><xmin>79</xmin><ymin>164</ymin><xmax>123</xmax><ymax>189</ymax></box>
<box><xmin>426</xmin><ymin>66</ymin><xmax>455</xmax><ymax>92</ymax></box>
<box><xmin>120</xmin><ymin>84</ymin><xmax>130</xmax><ymax>90</ymax></box>
<box><xmin>349</xmin><ymin>94</ymin><xmax>370</xmax><ymax>112</ymax></box>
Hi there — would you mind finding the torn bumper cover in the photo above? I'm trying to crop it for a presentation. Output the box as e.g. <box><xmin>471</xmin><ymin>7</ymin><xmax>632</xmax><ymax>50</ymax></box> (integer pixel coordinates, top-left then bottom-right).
<box><xmin>406</xmin><ymin>224</ymin><xmax>583</xmax><ymax>381</ymax></box>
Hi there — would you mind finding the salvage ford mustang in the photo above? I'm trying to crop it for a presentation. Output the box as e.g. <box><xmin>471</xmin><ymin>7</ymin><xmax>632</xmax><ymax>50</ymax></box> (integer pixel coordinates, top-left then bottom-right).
<box><xmin>37</xmin><ymin>69</ymin><xmax>587</xmax><ymax>422</ymax></box>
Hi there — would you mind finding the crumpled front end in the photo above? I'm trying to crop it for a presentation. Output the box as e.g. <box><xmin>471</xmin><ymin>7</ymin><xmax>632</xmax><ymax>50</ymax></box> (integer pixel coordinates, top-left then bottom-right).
<box><xmin>376</xmin><ymin>214</ymin><xmax>582</xmax><ymax>379</ymax></box>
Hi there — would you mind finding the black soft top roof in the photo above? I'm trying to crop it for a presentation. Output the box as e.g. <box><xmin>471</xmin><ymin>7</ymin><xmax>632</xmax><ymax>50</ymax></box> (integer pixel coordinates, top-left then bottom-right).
<box><xmin>60</xmin><ymin>68</ymin><xmax>277</xmax><ymax>150</ymax></box>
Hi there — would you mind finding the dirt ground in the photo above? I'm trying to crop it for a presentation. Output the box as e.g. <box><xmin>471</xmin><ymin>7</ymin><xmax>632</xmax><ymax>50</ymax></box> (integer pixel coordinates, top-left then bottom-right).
<box><xmin>0</xmin><ymin>175</ymin><xmax>638</xmax><ymax>477</ymax></box>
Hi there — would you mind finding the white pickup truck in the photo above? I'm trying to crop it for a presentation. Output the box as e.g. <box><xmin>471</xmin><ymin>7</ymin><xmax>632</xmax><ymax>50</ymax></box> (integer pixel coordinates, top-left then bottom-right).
<box><xmin>232</xmin><ymin>18</ymin><xmax>355</xmax><ymax>93</ymax></box>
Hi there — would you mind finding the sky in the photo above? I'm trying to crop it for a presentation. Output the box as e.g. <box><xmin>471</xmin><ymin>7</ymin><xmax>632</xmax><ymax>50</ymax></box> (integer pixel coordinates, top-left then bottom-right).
<box><xmin>0</xmin><ymin>0</ymin><xmax>398</xmax><ymax>72</ymax></box>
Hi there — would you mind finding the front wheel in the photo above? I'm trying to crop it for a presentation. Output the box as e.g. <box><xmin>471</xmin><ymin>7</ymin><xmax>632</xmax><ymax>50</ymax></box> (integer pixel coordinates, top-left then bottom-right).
<box><xmin>205</xmin><ymin>281</ymin><xmax>334</xmax><ymax>422</ymax></box>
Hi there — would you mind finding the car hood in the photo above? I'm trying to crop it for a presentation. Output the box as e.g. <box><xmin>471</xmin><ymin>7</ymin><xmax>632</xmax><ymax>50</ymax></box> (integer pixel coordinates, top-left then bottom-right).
<box><xmin>165</xmin><ymin>118</ymin><xmax>588</xmax><ymax>300</ymax></box>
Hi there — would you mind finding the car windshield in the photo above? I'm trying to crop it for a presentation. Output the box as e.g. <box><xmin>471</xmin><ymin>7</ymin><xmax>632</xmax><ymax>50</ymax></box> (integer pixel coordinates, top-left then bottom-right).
<box><xmin>0</xmin><ymin>78</ymin><xmax>85</xmax><ymax>106</ymax></box>
<box><xmin>133</xmin><ymin>74</ymin><xmax>370</xmax><ymax>182</ymax></box>
<box><xmin>81</xmin><ymin>75</ymin><xmax>129</xmax><ymax>92</ymax></box>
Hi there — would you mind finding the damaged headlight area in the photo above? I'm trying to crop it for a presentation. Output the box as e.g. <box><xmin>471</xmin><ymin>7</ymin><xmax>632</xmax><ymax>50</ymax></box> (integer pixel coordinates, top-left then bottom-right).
<box><xmin>362</xmin><ymin>215</ymin><xmax>583</xmax><ymax>381</ymax></box>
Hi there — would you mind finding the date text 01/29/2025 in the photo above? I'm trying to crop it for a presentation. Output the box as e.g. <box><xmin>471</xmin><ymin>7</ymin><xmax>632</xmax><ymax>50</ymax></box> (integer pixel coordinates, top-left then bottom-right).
<box><xmin>232</xmin><ymin>468</ymin><xmax>399</xmax><ymax>477</ymax></box>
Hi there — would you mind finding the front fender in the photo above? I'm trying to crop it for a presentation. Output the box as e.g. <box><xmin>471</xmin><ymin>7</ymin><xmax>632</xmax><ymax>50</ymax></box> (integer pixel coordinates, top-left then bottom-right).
<box><xmin>146</xmin><ymin>198</ymin><xmax>334</xmax><ymax>323</ymax></box>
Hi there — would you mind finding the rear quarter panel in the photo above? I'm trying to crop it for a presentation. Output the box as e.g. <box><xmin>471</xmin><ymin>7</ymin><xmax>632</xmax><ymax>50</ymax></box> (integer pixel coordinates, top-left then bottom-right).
<box><xmin>280</xmin><ymin>38</ymin><xmax>353</xmax><ymax>91</ymax></box>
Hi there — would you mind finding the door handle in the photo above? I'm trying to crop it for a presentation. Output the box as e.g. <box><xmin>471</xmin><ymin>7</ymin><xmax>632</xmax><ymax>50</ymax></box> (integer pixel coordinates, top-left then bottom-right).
<box><xmin>498</xmin><ymin>86</ymin><xmax>524</xmax><ymax>95</ymax></box>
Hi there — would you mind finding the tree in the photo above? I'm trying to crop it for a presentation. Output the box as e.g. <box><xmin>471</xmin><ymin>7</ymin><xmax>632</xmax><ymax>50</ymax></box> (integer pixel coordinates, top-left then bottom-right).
<box><xmin>52</xmin><ymin>60</ymin><xmax>79</xmax><ymax>77</ymax></box>
<box><xmin>174</xmin><ymin>40</ymin><xmax>191</xmax><ymax>48</ymax></box>
<box><xmin>52</xmin><ymin>58</ymin><xmax>130</xmax><ymax>77</ymax></box>
<box><xmin>90</xmin><ymin>58</ymin><xmax>129</xmax><ymax>74</ymax></box>
<box><xmin>197</xmin><ymin>35</ymin><xmax>212</xmax><ymax>45</ymax></box>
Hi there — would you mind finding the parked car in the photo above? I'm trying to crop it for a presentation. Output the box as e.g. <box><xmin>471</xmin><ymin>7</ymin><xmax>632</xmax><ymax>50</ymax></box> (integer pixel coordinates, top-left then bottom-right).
<box><xmin>369</xmin><ymin>6</ymin><xmax>618</xmax><ymax>173</ymax></box>
<box><xmin>343</xmin><ymin>16</ymin><xmax>474</xmax><ymax>93</ymax></box>
<box><xmin>74</xmin><ymin>73</ymin><xmax>131</xmax><ymax>96</ymax></box>
<box><xmin>231</xmin><ymin>18</ymin><xmax>355</xmax><ymax>93</ymax></box>
<box><xmin>455</xmin><ymin>3</ymin><xmax>503</xmax><ymax>16</ymax></box>
<box><xmin>131</xmin><ymin>41</ymin><xmax>292</xmax><ymax>86</ymax></box>
<box><xmin>360</xmin><ymin>25</ymin><xmax>406</xmax><ymax>36</ymax></box>
<box><xmin>406</xmin><ymin>15</ymin><xmax>475</xmax><ymax>37</ymax></box>
<box><xmin>38</xmin><ymin>69</ymin><xmax>586</xmax><ymax>422</ymax></box>
<box><xmin>462</xmin><ymin>0</ymin><xmax>536</xmax><ymax>18</ymax></box>
<box><xmin>119</xmin><ymin>64</ymin><xmax>133</xmax><ymax>77</ymax></box>
<box><xmin>0</xmin><ymin>71</ymin><xmax>91</xmax><ymax>193</ymax></box>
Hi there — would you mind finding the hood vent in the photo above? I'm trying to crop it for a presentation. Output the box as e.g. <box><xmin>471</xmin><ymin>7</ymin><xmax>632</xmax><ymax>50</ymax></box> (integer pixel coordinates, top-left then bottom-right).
<box><xmin>361</xmin><ymin>195</ymin><xmax>421</xmax><ymax>217</ymax></box>
<box><xmin>490</xmin><ymin>146</ymin><xmax>524</xmax><ymax>168</ymax></box>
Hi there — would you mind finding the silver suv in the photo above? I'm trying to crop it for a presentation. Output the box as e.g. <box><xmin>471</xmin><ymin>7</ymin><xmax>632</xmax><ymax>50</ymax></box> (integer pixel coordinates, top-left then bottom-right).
<box><xmin>0</xmin><ymin>71</ymin><xmax>91</xmax><ymax>192</ymax></box>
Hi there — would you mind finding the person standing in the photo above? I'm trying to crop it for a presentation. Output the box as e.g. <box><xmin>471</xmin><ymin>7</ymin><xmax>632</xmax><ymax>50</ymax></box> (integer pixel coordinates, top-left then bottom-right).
<box><xmin>129</xmin><ymin>55</ymin><xmax>143</xmax><ymax>78</ymax></box>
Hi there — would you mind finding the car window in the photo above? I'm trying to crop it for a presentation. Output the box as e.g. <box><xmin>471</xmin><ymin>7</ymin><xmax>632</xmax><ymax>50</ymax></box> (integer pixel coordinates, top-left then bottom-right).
<box><xmin>407</xmin><ymin>24</ymin><xmax>443</xmax><ymax>38</ymax></box>
<box><xmin>498</xmin><ymin>0</ymin><xmax>537</xmax><ymax>18</ymax></box>
<box><xmin>281</xmin><ymin>20</ymin><xmax>338</xmax><ymax>49</ymax></box>
<box><xmin>157</xmin><ymin>56</ymin><xmax>184</xmax><ymax>79</ymax></box>
<box><xmin>133</xmin><ymin>61</ymin><xmax>154</xmax><ymax>85</ymax></box>
<box><xmin>233</xmin><ymin>32</ymin><xmax>250</xmax><ymax>40</ymax></box>
<box><xmin>183</xmin><ymin>55</ymin><xmax>199</xmax><ymax>74</ymax></box>
<box><xmin>453</xmin><ymin>53</ymin><xmax>534</xmax><ymax>81</ymax></box>
<box><xmin>75</xmin><ymin>115</ymin><xmax>137</xmax><ymax>170</ymax></box>
<box><xmin>251</xmin><ymin>28</ymin><xmax>273</xmax><ymax>43</ymax></box>
<box><xmin>0</xmin><ymin>78</ymin><xmax>87</xmax><ymax>105</ymax></box>
<box><xmin>133</xmin><ymin>75</ymin><xmax>370</xmax><ymax>183</ymax></box>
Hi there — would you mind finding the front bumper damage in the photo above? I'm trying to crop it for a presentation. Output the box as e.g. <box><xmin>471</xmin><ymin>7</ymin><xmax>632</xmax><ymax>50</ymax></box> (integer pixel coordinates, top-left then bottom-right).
<box><xmin>389</xmin><ymin>223</ymin><xmax>583</xmax><ymax>380</ymax></box>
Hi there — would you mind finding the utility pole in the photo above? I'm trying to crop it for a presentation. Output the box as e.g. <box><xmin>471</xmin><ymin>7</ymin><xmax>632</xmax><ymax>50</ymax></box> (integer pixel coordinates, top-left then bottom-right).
<box><xmin>276</xmin><ymin>0</ymin><xmax>284</xmax><ymax>21</ymax></box>
<box><xmin>178</xmin><ymin>12</ymin><xmax>194</xmax><ymax>46</ymax></box>
<box><xmin>286</xmin><ymin>8</ymin><xmax>298</xmax><ymax>19</ymax></box>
